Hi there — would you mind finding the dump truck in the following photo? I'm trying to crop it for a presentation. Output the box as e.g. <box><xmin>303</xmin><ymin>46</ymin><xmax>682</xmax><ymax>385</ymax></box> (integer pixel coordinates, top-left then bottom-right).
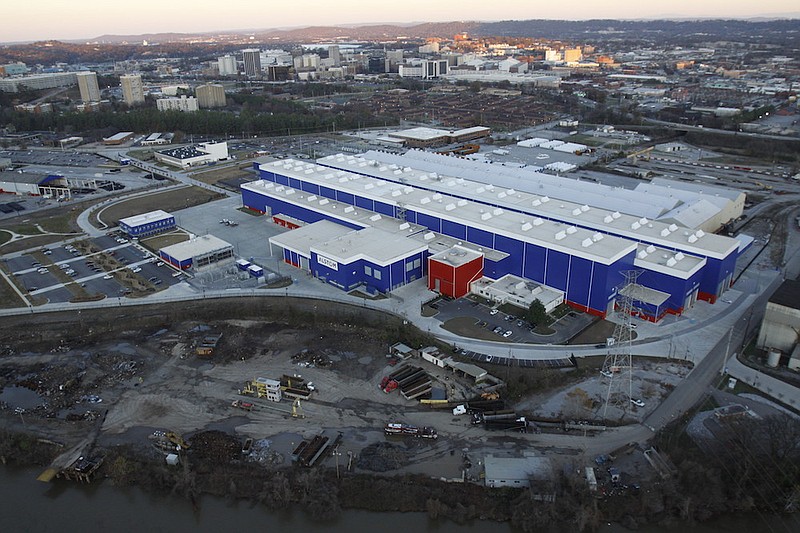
<box><xmin>231</xmin><ymin>400</ymin><xmax>254</xmax><ymax>411</ymax></box>
<box><xmin>384</xmin><ymin>423</ymin><xmax>438</xmax><ymax>439</ymax></box>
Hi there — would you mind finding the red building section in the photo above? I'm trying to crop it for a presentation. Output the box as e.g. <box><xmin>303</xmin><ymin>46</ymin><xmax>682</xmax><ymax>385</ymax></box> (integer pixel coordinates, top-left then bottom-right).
<box><xmin>427</xmin><ymin>248</ymin><xmax>484</xmax><ymax>299</ymax></box>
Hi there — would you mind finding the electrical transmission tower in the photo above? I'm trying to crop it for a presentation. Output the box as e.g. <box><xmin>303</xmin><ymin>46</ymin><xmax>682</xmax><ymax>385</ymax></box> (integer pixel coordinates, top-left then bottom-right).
<box><xmin>601</xmin><ymin>270</ymin><xmax>642</xmax><ymax>419</ymax></box>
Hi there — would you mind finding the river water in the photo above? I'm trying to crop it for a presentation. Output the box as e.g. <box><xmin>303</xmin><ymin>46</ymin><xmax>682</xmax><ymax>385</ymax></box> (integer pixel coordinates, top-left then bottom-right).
<box><xmin>0</xmin><ymin>466</ymin><xmax>795</xmax><ymax>533</ymax></box>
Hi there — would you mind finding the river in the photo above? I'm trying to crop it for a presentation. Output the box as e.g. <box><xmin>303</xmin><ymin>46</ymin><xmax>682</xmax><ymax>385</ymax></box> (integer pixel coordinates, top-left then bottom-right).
<box><xmin>0</xmin><ymin>466</ymin><xmax>795</xmax><ymax>533</ymax></box>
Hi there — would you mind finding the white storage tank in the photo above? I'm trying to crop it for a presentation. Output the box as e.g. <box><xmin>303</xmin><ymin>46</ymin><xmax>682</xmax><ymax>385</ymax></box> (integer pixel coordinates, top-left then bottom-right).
<box><xmin>766</xmin><ymin>349</ymin><xmax>781</xmax><ymax>368</ymax></box>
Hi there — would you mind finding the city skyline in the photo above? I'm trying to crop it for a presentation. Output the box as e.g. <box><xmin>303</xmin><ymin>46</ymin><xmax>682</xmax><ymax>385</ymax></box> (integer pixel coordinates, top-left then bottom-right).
<box><xmin>4</xmin><ymin>0</ymin><xmax>800</xmax><ymax>43</ymax></box>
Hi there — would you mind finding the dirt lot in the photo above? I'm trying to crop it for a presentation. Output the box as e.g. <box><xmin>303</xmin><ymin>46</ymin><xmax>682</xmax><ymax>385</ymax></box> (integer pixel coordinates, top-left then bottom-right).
<box><xmin>0</xmin><ymin>297</ymin><xmax>621</xmax><ymax>485</ymax></box>
<box><xmin>97</xmin><ymin>186</ymin><xmax>225</xmax><ymax>227</ymax></box>
<box><xmin>190</xmin><ymin>164</ymin><xmax>254</xmax><ymax>188</ymax></box>
<box><xmin>140</xmin><ymin>231</ymin><xmax>190</xmax><ymax>250</ymax></box>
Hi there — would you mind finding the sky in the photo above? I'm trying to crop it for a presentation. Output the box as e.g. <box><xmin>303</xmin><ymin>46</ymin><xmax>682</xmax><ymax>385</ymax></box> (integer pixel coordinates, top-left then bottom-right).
<box><xmin>4</xmin><ymin>0</ymin><xmax>799</xmax><ymax>43</ymax></box>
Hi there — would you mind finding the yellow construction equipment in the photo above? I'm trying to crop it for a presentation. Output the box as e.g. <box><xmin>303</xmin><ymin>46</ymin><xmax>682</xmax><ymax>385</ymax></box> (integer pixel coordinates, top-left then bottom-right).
<box><xmin>292</xmin><ymin>398</ymin><xmax>304</xmax><ymax>419</ymax></box>
<box><xmin>165</xmin><ymin>431</ymin><xmax>190</xmax><ymax>450</ymax></box>
<box><xmin>480</xmin><ymin>391</ymin><xmax>500</xmax><ymax>400</ymax></box>
<box><xmin>626</xmin><ymin>146</ymin><xmax>653</xmax><ymax>163</ymax></box>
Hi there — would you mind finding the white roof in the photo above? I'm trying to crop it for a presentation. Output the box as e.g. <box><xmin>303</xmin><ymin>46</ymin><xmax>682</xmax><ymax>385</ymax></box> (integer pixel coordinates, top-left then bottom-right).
<box><xmin>160</xmin><ymin>234</ymin><xmax>232</xmax><ymax>262</ymax></box>
<box><xmin>353</xmin><ymin>150</ymin><xmax>679</xmax><ymax>219</ymax></box>
<box><xmin>429</xmin><ymin>245</ymin><xmax>483</xmax><ymax>267</ymax></box>
<box><xmin>321</xmin><ymin>151</ymin><xmax>738</xmax><ymax>260</ymax></box>
<box><xmin>312</xmin><ymin>226</ymin><xmax>429</xmax><ymax>267</ymax></box>
<box><xmin>119</xmin><ymin>209</ymin><xmax>172</xmax><ymax>228</ymax></box>
<box><xmin>389</xmin><ymin>127</ymin><xmax>450</xmax><ymax>141</ymax></box>
<box><xmin>517</xmin><ymin>137</ymin><xmax>549</xmax><ymax>148</ymax></box>
<box><xmin>657</xmin><ymin>199</ymin><xmax>721</xmax><ymax>230</ymax></box>
<box><xmin>646</xmin><ymin>177</ymin><xmax>745</xmax><ymax>203</ymax></box>
<box><xmin>633</xmin><ymin>243</ymin><xmax>705</xmax><ymax>279</ymax></box>
<box><xmin>104</xmin><ymin>131</ymin><xmax>134</xmax><ymax>141</ymax></box>
<box><xmin>269</xmin><ymin>219</ymin><xmax>353</xmax><ymax>258</ymax></box>
<box><xmin>552</xmin><ymin>142</ymin><xmax>588</xmax><ymax>153</ymax></box>
<box><xmin>253</xmin><ymin>159</ymin><xmax>636</xmax><ymax>265</ymax></box>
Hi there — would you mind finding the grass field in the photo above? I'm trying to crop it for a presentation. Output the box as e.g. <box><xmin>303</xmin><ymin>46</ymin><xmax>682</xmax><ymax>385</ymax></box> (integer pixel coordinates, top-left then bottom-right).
<box><xmin>98</xmin><ymin>186</ymin><xmax>226</xmax><ymax>227</ymax></box>
<box><xmin>191</xmin><ymin>164</ymin><xmax>253</xmax><ymax>186</ymax></box>
<box><xmin>141</xmin><ymin>231</ymin><xmax>190</xmax><ymax>250</ymax></box>
<box><xmin>0</xmin><ymin>273</ymin><xmax>26</xmax><ymax>309</ymax></box>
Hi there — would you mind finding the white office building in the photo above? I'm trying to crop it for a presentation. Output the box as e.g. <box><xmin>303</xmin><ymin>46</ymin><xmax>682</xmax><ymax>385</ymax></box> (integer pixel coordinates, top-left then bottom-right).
<box><xmin>76</xmin><ymin>71</ymin><xmax>101</xmax><ymax>103</ymax></box>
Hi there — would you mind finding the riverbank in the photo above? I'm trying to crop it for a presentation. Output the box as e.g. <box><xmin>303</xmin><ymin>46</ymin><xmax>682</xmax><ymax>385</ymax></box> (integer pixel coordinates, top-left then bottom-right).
<box><xmin>1</xmin><ymin>299</ymin><xmax>797</xmax><ymax>531</ymax></box>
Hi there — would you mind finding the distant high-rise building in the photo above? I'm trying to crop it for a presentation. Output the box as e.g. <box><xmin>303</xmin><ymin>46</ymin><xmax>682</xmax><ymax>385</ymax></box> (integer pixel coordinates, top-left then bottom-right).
<box><xmin>156</xmin><ymin>95</ymin><xmax>198</xmax><ymax>112</ymax></box>
<box><xmin>563</xmin><ymin>48</ymin><xmax>582</xmax><ymax>62</ymax></box>
<box><xmin>195</xmin><ymin>84</ymin><xmax>226</xmax><ymax>108</ymax></box>
<box><xmin>218</xmin><ymin>55</ymin><xmax>237</xmax><ymax>76</ymax></box>
<box><xmin>266</xmin><ymin>65</ymin><xmax>290</xmax><ymax>82</ymax></box>
<box><xmin>120</xmin><ymin>74</ymin><xmax>145</xmax><ymax>105</ymax></box>
<box><xmin>301</xmin><ymin>54</ymin><xmax>320</xmax><ymax>69</ymax></box>
<box><xmin>76</xmin><ymin>71</ymin><xmax>101</xmax><ymax>103</ymax></box>
<box><xmin>328</xmin><ymin>45</ymin><xmax>341</xmax><ymax>66</ymax></box>
<box><xmin>242</xmin><ymin>49</ymin><xmax>262</xmax><ymax>78</ymax></box>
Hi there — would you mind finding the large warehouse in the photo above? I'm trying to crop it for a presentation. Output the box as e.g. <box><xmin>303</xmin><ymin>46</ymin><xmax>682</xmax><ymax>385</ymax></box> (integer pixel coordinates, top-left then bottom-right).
<box><xmin>242</xmin><ymin>155</ymin><xmax>743</xmax><ymax>320</ymax></box>
<box><xmin>0</xmin><ymin>171</ymin><xmax>68</xmax><ymax>197</ymax></box>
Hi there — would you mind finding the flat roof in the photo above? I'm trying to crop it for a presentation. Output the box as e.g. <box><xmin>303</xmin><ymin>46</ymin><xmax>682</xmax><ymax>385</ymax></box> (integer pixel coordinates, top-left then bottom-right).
<box><xmin>318</xmin><ymin>152</ymin><xmax>739</xmax><ymax>260</ymax></box>
<box><xmin>0</xmin><ymin>170</ymin><xmax>49</xmax><ymax>185</ymax></box>
<box><xmin>389</xmin><ymin>127</ymin><xmax>450</xmax><ymax>141</ymax></box>
<box><xmin>633</xmin><ymin>243</ymin><xmax>706</xmax><ymax>279</ymax></box>
<box><xmin>160</xmin><ymin>234</ymin><xmax>232</xmax><ymax>262</ymax></box>
<box><xmin>119</xmin><ymin>209</ymin><xmax>173</xmax><ymax>228</ymax></box>
<box><xmin>429</xmin><ymin>245</ymin><xmax>483</xmax><ymax>267</ymax></box>
<box><xmin>104</xmin><ymin>131</ymin><xmax>134</xmax><ymax>141</ymax></box>
<box><xmin>269</xmin><ymin>219</ymin><xmax>353</xmax><ymax>258</ymax></box>
<box><xmin>254</xmin><ymin>160</ymin><xmax>636</xmax><ymax>265</ymax></box>
<box><xmin>158</xmin><ymin>145</ymin><xmax>208</xmax><ymax>160</ymax></box>
<box><xmin>312</xmin><ymin>226</ymin><xmax>428</xmax><ymax>267</ymax></box>
<box><xmin>619</xmin><ymin>283</ymin><xmax>671</xmax><ymax>307</ymax></box>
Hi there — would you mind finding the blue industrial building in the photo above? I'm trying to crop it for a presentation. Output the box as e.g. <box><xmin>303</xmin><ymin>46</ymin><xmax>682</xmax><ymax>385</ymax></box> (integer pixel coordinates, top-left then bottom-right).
<box><xmin>118</xmin><ymin>210</ymin><xmax>176</xmax><ymax>238</ymax></box>
<box><xmin>243</xmin><ymin>156</ymin><xmax>741</xmax><ymax>320</ymax></box>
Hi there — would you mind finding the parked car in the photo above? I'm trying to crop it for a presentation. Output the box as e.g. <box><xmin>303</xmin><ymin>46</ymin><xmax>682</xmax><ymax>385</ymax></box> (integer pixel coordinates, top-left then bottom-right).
<box><xmin>631</xmin><ymin>398</ymin><xmax>645</xmax><ymax>407</ymax></box>
<box><xmin>489</xmin><ymin>309</ymin><xmax>499</xmax><ymax>315</ymax></box>
<box><xmin>503</xmin><ymin>330</ymin><xmax>513</xmax><ymax>338</ymax></box>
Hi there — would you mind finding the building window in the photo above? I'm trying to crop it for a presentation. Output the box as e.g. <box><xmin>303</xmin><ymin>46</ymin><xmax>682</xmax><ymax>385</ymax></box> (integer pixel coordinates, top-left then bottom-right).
<box><xmin>374</xmin><ymin>269</ymin><xmax>381</xmax><ymax>280</ymax></box>
<box><xmin>364</xmin><ymin>265</ymin><xmax>372</xmax><ymax>276</ymax></box>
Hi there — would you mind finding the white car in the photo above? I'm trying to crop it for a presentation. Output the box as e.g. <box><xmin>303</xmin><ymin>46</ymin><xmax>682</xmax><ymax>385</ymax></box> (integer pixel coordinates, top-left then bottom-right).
<box><xmin>132</xmin><ymin>267</ymin><xmax>142</xmax><ymax>273</ymax></box>
<box><xmin>103</xmin><ymin>274</ymin><xmax>113</xmax><ymax>280</ymax></box>
<box><xmin>489</xmin><ymin>309</ymin><xmax>499</xmax><ymax>315</ymax></box>
<box><xmin>503</xmin><ymin>330</ymin><xmax>513</xmax><ymax>338</ymax></box>
<box><xmin>631</xmin><ymin>398</ymin><xmax>645</xmax><ymax>407</ymax></box>
<box><xmin>600</xmin><ymin>370</ymin><xmax>613</xmax><ymax>378</ymax></box>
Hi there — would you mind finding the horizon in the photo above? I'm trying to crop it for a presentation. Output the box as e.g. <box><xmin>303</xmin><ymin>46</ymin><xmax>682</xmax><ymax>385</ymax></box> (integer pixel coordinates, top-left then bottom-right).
<box><xmin>3</xmin><ymin>0</ymin><xmax>800</xmax><ymax>44</ymax></box>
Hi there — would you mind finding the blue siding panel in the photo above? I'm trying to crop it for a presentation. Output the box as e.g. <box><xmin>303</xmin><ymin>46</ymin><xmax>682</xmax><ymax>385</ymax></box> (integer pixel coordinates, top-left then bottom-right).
<box><xmin>337</xmin><ymin>191</ymin><xmax>354</xmax><ymax>205</ymax></box>
<box><xmin>523</xmin><ymin>243</ymin><xmax>547</xmax><ymax>283</ymax></box>
<box><xmin>494</xmin><ymin>235</ymin><xmax>524</xmax><ymax>277</ymax></box>
<box><xmin>319</xmin><ymin>186</ymin><xmax>337</xmax><ymax>200</ymax></box>
<box><xmin>466</xmin><ymin>227</ymin><xmax>493</xmax><ymax>248</ymax></box>
<box><xmin>300</xmin><ymin>181</ymin><xmax>319</xmax><ymax>194</ymax></box>
<box><xmin>375</xmin><ymin>201</ymin><xmax>394</xmax><ymax>217</ymax></box>
<box><xmin>417</xmin><ymin>213</ymin><xmax>442</xmax><ymax>233</ymax></box>
<box><xmin>545</xmin><ymin>250</ymin><xmax>569</xmax><ymax>291</ymax></box>
<box><xmin>355</xmin><ymin>195</ymin><xmax>373</xmax><ymax>211</ymax></box>
<box><xmin>441</xmin><ymin>219</ymin><xmax>467</xmax><ymax>240</ymax></box>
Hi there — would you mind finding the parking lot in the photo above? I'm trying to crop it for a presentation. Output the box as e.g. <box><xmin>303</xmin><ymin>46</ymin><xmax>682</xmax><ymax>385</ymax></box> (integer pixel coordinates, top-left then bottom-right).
<box><xmin>429</xmin><ymin>296</ymin><xmax>595</xmax><ymax>345</ymax></box>
<box><xmin>4</xmin><ymin>235</ymin><xmax>183</xmax><ymax>304</ymax></box>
